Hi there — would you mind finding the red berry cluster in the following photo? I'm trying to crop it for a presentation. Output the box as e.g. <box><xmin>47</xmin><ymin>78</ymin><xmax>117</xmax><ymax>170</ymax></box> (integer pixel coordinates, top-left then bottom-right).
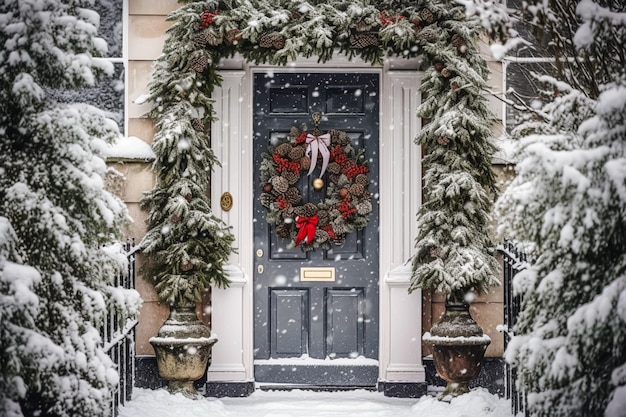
<box><xmin>380</xmin><ymin>11</ymin><xmax>405</xmax><ymax>27</ymax></box>
<box><xmin>273</xmin><ymin>154</ymin><xmax>300</xmax><ymax>174</ymax></box>
<box><xmin>331</xmin><ymin>145</ymin><xmax>346</xmax><ymax>164</ymax></box>
<box><xmin>343</xmin><ymin>161</ymin><xmax>369</xmax><ymax>179</ymax></box>
<box><xmin>323</xmin><ymin>225</ymin><xmax>336</xmax><ymax>239</ymax></box>
<box><xmin>338</xmin><ymin>197</ymin><xmax>356</xmax><ymax>219</ymax></box>
<box><xmin>295</xmin><ymin>133</ymin><xmax>307</xmax><ymax>145</ymax></box>
<box><xmin>276</xmin><ymin>195</ymin><xmax>290</xmax><ymax>210</ymax></box>
<box><xmin>199</xmin><ymin>10</ymin><xmax>218</xmax><ymax>29</ymax></box>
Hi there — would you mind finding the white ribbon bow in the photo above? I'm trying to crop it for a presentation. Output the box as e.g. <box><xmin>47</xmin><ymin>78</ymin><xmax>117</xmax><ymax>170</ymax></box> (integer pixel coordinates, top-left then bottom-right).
<box><xmin>305</xmin><ymin>133</ymin><xmax>331</xmax><ymax>177</ymax></box>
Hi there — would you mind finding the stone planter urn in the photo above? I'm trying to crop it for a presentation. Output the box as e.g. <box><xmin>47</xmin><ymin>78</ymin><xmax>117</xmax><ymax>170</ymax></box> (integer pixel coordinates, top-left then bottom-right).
<box><xmin>423</xmin><ymin>298</ymin><xmax>491</xmax><ymax>400</ymax></box>
<box><xmin>150</xmin><ymin>304</ymin><xmax>217</xmax><ymax>397</ymax></box>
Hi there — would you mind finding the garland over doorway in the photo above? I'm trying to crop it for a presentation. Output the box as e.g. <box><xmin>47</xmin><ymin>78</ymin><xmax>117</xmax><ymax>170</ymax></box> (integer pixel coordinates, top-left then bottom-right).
<box><xmin>140</xmin><ymin>0</ymin><xmax>500</xmax><ymax>301</ymax></box>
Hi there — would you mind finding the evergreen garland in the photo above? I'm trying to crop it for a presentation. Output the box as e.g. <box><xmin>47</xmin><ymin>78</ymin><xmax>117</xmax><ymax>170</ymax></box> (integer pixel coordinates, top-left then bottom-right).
<box><xmin>142</xmin><ymin>0</ymin><xmax>500</xmax><ymax>302</ymax></box>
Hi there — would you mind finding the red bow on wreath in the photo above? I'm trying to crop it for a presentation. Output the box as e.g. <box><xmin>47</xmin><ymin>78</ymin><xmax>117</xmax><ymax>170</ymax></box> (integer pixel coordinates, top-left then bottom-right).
<box><xmin>295</xmin><ymin>215</ymin><xmax>318</xmax><ymax>246</ymax></box>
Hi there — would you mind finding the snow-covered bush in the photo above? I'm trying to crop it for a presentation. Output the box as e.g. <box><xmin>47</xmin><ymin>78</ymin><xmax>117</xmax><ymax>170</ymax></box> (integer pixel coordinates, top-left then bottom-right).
<box><xmin>496</xmin><ymin>1</ymin><xmax>626</xmax><ymax>416</ymax></box>
<box><xmin>0</xmin><ymin>1</ymin><xmax>140</xmax><ymax>416</ymax></box>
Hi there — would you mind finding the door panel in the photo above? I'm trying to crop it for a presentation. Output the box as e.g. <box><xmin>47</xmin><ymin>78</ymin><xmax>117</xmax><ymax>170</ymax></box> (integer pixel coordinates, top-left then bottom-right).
<box><xmin>253</xmin><ymin>72</ymin><xmax>380</xmax><ymax>386</ymax></box>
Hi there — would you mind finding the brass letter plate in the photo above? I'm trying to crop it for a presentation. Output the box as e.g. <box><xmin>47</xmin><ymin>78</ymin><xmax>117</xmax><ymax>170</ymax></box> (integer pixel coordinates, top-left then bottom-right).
<box><xmin>300</xmin><ymin>267</ymin><xmax>335</xmax><ymax>282</ymax></box>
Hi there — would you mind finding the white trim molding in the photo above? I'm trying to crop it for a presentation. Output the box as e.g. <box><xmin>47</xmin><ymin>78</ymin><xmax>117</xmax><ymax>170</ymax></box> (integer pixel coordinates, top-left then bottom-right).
<box><xmin>209</xmin><ymin>58</ymin><xmax>424</xmax><ymax>392</ymax></box>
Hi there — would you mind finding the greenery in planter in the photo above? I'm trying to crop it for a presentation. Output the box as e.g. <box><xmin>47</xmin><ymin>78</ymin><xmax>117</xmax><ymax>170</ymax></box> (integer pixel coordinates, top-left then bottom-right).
<box><xmin>141</xmin><ymin>0</ymin><xmax>501</xmax><ymax>304</ymax></box>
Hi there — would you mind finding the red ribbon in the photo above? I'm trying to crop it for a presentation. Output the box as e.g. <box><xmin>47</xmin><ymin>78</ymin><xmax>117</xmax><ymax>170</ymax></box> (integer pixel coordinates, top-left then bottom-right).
<box><xmin>295</xmin><ymin>215</ymin><xmax>318</xmax><ymax>246</ymax></box>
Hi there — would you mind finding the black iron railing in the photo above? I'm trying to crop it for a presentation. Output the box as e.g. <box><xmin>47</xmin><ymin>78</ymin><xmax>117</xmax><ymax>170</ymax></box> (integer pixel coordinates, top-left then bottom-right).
<box><xmin>500</xmin><ymin>240</ymin><xmax>531</xmax><ymax>416</ymax></box>
<box><xmin>102</xmin><ymin>240</ymin><xmax>137</xmax><ymax>417</ymax></box>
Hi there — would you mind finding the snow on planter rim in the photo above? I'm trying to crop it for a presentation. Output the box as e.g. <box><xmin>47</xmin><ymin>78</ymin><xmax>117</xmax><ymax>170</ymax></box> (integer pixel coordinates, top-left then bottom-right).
<box><xmin>422</xmin><ymin>332</ymin><xmax>491</xmax><ymax>345</ymax></box>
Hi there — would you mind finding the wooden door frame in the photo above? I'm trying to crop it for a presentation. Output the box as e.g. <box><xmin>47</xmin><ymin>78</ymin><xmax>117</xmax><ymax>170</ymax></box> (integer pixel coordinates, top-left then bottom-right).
<box><xmin>207</xmin><ymin>55</ymin><xmax>426</xmax><ymax>397</ymax></box>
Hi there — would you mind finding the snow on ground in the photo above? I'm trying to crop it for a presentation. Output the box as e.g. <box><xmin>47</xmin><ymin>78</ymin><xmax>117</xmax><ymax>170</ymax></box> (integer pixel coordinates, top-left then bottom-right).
<box><xmin>119</xmin><ymin>387</ymin><xmax>513</xmax><ymax>417</ymax></box>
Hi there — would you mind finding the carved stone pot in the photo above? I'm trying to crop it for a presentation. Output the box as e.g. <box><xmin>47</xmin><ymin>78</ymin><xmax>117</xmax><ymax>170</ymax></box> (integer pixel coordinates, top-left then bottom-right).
<box><xmin>423</xmin><ymin>299</ymin><xmax>490</xmax><ymax>400</ymax></box>
<box><xmin>150</xmin><ymin>304</ymin><xmax>217</xmax><ymax>397</ymax></box>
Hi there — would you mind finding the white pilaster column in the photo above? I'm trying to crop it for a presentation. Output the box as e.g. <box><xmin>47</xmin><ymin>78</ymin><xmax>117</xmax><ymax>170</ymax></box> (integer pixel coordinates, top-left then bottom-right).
<box><xmin>209</xmin><ymin>70</ymin><xmax>254</xmax><ymax>385</ymax></box>
<box><xmin>378</xmin><ymin>70</ymin><xmax>425</xmax><ymax>388</ymax></box>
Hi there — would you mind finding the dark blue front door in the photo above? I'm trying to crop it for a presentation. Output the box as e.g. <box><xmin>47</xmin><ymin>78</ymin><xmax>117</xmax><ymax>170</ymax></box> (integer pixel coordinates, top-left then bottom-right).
<box><xmin>253</xmin><ymin>72</ymin><xmax>380</xmax><ymax>386</ymax></box>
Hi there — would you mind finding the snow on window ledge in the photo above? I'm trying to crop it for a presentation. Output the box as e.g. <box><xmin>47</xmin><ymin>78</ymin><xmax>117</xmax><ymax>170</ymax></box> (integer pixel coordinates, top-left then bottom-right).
<box><xmin>105</xmin><ymin>136</ymin><xmax>155</xmax><ymax>161</ymax></box>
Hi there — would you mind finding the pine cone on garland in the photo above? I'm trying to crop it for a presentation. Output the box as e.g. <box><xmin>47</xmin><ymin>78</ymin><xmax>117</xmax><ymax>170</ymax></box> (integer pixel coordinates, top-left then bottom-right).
<box><xmin>420</xmin><ymin>8</ymin><xmax>435</xmax><ymax>24</ymax></box>
<box><xmin>259</xmin><ymin>32</ymin><xmax>286</xmax><ymax>49</ymax></box>
<box><xmin>450</xmin><ymin>34</ymin><xmax>463</xmax><ymax>47</ymax></box>
<box><xmin>350</xmin><ymin>32</ymin><xmax>379</xmax><ymax>49</ymax></box>
<box><xmin>441</xmin><ymin>67</ymin><xmax>454</xmax><ymax>78</ymax></box>
<box><xmin>417</xmin><ymin>27</ymin><xmax>438</xmax><ymax>43</ymax></box>
<box><xmin>191</xmin><ymin>118</ymin><xmax>205</xmax><ymax>132</ymax></box>
<box><xmin>226</xmin><ymin>29</ymin><xmax>242</xmax><ymax>43</ymax></box>
<box><xmin>188</xmin><ymin>50</ymin><xmax>209</xmax><ymax>72</ymax></box>
<box><xmin>355</xmin><ymin>21</ymin><xmax>371</xmax><ymax>32</ymax></box>
<box><xmin>194</xmin><ymin>28</ymin><xmax>223</xmax><ymax>47</ymax></box>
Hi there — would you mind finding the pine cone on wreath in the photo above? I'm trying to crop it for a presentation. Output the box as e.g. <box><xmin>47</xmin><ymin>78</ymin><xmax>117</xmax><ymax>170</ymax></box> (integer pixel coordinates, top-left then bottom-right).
<box><xmin>300</xmin><ymin>156</ymin><xmax>311</xmax><ymax>171</ymax></box>
<box><xmin>356</xmin><ymin>201</ymin><xmax>373</xmax><ymax>216</ymax></box>
<box><xmin>271</xmin><ymin>176</ymin><xmax>289</xmax><ymax>194</ymax></box>
<box><xmin>289</xmin><ymin>145</ymin><xmax>305</xmax><ymax>160</ymax></box>
<box><xmin>349</xmin><ymin>183</ymin><xmax>365</xmax><ymax>197</ymax></box>
<box><xmin>275</xmin><ymin>223</ymin><xmax>291</xmax><ymax>238</ymax></box>
<box><xmin>275</xmin><ymin>143</ymin><xmax>292</xmax><ymax>157</ymax></box>
<box><xmin>327</xmin><ymin>162</ymin><xmax>341</xmax><ymax>175</ymax></box>
<box><xmin>282</xmin><ymin>171</ymin><xmax>299</xmax><ymax>185</ymax></box>
<box><xmin>285</xmin><ymin>187</ymin><xmax>302</xmax><ymax>204</ymax></box>
<box><xmin>336</xmin><ymin>130</ymin><xmax>350</xmax><ymax>146</ymax></box>
<box><xmin>302</xmin><ymin>203</ymin><xmax>318</xmax><ymax>217</ymax></box>
<box><xmin>315</xmin><ymin>229</ymin><xmax>329</xmax><ymax>243</ymax></box>
<box><xmin>188</xmin><ymin>51</ymin><xmax>209</xmax><ymax>72</ymax></box>
<box><xmin>260</xmin><ymin>193</ymin><xmax>274</xmax><ymax>208</ymax></box>
<box><xmin>317</xmin><ymin>210</ymin><xmax>330</xmax><ymax>227</ymax></box>
<box><xmin>350</xmin><ymin>32</ymin><xmax>379</xmax><ymax>49</ymax></box>
<box><xmin>329</xmin><ymin>174</ymin><xmax>341</xmax><ymax>184</ymax></box>
<box><xmin>355</xmin><ymin>174</ymin><xmax>369</xmax><ymax>186</ymax></box>
<box><xmin>332</xmin><ymin>221</ymin><xmax>347</xmax><ymax>235</ymax></box>
<box><xmin>191</xmin><ymin>118</ymin><xmax>205</xmax><ymax>132</ymax></box>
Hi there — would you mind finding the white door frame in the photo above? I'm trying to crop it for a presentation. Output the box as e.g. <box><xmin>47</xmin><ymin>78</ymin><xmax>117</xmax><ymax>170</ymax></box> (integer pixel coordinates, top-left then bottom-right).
<box><xmin>208</xmin><ymin>55</ymin><xmax>425</xmax><ymax>394</ymax></box>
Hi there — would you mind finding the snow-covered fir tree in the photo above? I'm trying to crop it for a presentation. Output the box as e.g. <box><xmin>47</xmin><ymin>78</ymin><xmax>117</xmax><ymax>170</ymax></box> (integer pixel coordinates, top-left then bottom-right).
<box><xmin>495</xmin><ymin>1</ymin><xmax>626</xmax><ymax>416</ymax></box>
<box><xmin>0</xmin><ymin>1</ymin><xmax>140</xmax><ymax>416</ymax></box>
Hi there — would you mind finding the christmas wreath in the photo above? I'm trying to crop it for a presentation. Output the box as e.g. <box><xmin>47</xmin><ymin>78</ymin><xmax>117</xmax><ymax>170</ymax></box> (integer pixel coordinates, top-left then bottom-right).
<box><xmin>259</xmin><ymin>124</ymin><xmax>373</xmax><ymax>251</ymax></box>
